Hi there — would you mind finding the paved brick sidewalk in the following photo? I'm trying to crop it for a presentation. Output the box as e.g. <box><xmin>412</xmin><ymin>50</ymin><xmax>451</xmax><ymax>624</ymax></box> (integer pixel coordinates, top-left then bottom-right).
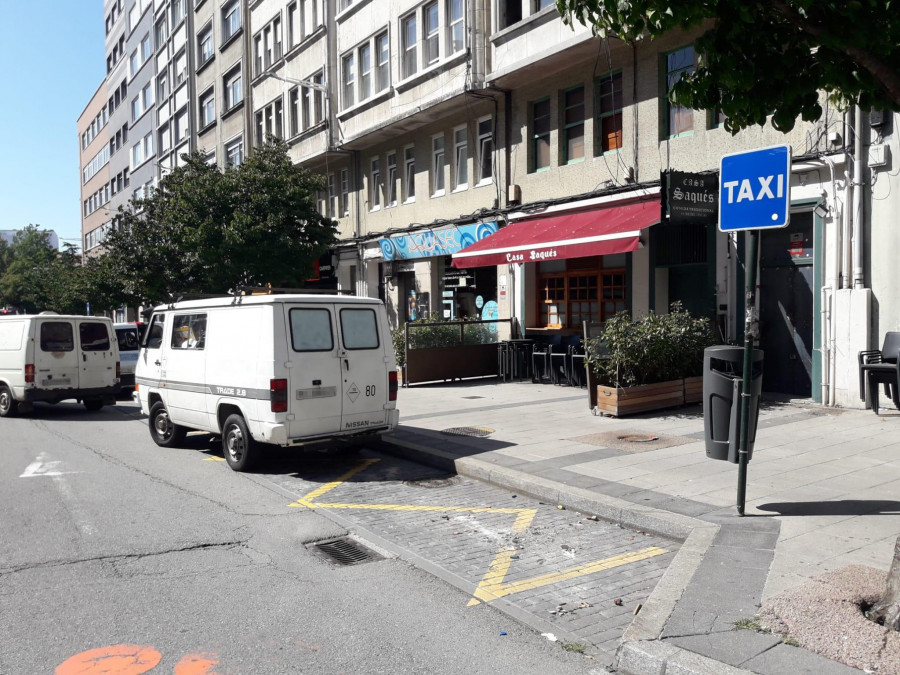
<box><xmin>382</xmin><ymin>379</ymin><xmax>900</xmax><ymax>674</ymax></box>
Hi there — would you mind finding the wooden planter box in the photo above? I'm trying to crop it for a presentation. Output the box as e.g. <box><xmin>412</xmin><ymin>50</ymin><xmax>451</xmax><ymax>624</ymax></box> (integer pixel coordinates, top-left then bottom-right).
<box><xmin>683</xmin><ymin>376</ymin><xmax>703</xmax><ymax>404</ymax></box>
<box><xmin>595</xmin><ymin>379</ymin><xmax>685</xmax><ymax>417</ymax></box>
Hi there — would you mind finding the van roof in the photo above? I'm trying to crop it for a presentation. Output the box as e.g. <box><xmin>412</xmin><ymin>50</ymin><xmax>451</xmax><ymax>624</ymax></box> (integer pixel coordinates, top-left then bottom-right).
<box><xmin>150</xmin><ymin>294</ymin><xmax>384</xmax><ymax>312</ymax></box>
<box><xmin>0</xmin><ymin>314</ymin><xmax>113</xmax><ymax>321</ymax></box>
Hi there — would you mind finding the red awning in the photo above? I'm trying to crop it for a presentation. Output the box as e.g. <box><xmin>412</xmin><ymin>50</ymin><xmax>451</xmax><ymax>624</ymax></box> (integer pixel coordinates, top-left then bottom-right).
<box><xmin>451</xmin><ymin>199</ymin><xmax>659</xmax><ymax>268</ymax></box>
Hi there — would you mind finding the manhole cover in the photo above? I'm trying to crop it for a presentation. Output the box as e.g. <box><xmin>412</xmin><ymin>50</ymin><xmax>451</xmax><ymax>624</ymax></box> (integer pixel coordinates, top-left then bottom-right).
<box><xmin>440</xmin><ymin>426</ymin><xmax>495</xmax><ymax>437</ymax></box>
<box><xmin>310</xmin><ymin>538</ymin><xmax>382</xmax><ymax>566</ymax></box>
<box><xmin>618</xmin><ymin>434</ymin><xmax>660</xmax><ymax>443</ymax></box>
<box><xmin>404</xmin><ymin>476</ymin><xmax>461</xmax><ymax>488</ymax></box>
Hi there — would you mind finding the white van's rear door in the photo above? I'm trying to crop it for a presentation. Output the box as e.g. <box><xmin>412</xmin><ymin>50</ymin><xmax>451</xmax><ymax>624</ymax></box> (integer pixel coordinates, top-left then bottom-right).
<box><xmin>335</xmin><ymin>305</ymin><xmax>388</xmax><ymax>432</ymax></box>
<box><xmin>76</xmin><ymin>319</ymin><xmax>117</xmax><ymax>389</ymax></box>
<box><xmin>285</xmin><ymin>304</ymin><xmax>343</xmax><ymax>438</ymax></box>
<box><xmin>34</xmin><ymin>319</ymin><xmax>80</xmax><ymax>390</ymax></box>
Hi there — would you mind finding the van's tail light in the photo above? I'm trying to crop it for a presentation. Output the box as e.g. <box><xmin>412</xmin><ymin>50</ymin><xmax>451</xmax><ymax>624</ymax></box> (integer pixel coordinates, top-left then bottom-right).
<box><xmin>25</xmin><ymin>364</ymin><xmax>34</xmax><ymax>384</ymax></box>
<box><xmin>116</xmin><ymin>362</ymin><xmax>121</xmax><ymax>379</ymax></box>
<box><xmin>389</xmin><ymin>371</ymin><xmax>398</xmax><ymax>401</ymax></box>
<box><xmin>270</xmin><ymin>378</ymin><xmax>288</xmax><ymax>413</ymax></box>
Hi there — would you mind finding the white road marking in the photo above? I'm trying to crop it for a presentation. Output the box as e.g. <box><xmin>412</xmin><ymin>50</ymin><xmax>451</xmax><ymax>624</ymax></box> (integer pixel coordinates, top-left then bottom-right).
<box><xmin>19</xmin><ymin>452</ymin><xmax>79</xmax><ymax>478</ymax></box>
<box><xmin>20</xmin><ymin>453</ymin><xmax>95</xmax><ymax>536</ymax></box>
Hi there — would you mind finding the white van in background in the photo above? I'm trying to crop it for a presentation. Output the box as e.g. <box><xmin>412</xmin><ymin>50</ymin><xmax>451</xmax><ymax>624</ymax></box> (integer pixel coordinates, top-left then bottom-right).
<box><xmin>114</xmin><ymin>323</ymin><xmax>141</xmax><ymax>394</ymax></box>
<box><xmin>135</xmin><ymin>293</ymin><xmax>399</xmax><ymax>471</ymax></box>
<box><xmin>0</xmin><ymin>313</ymin><xmax>121</xmax><ymax>417</ymax></box>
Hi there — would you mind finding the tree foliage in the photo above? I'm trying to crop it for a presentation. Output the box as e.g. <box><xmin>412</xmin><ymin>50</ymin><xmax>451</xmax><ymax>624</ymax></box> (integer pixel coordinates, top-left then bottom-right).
<box><xmin>0</xmin><ymin>225</ymin><xmax>60</xmax><ymax>313</ymax></box>
<box><xmin>557</xmin><ymin>0</ymin><xmax>900</xmax><ymax>132</ymax></box>
<box><xmin>101</xmin><ymin>139</ymin><xmax>337</xmax><ymax>305</ymax></box>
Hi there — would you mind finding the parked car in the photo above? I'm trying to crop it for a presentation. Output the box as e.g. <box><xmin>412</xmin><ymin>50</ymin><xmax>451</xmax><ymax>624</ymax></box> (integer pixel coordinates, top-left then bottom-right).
<box><xmin>135</xmin><ymin>293</ymin><xmax>399</xmax><ymax>471</ymax></box>
<box><xmin>0</xmin><ymin>313</ymin><xmax>120</xmax><ymax>416</ymax></box>
<box><xmin>114</xmin><ymin>323</ymin><xmax>141</xmax><ymax>394</ymax></box>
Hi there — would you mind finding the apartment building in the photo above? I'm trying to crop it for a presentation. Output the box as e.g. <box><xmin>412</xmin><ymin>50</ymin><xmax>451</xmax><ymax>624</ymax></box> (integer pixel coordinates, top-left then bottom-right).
<box><xmin>78</xmin><ymin>81</ymin><xmax>113</xmax><ymax>256</ymax></box>
<box><xmin>81</xmin><ymin>0</ymin><xmax>900</xmax><ymax>407</ymax></box>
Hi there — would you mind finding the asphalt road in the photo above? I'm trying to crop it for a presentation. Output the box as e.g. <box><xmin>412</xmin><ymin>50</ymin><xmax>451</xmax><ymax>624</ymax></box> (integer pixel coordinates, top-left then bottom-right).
<box><xmin>1</xmin><ymin>400</ymin><xmax>606</xmax><ymax>675</ymax></box>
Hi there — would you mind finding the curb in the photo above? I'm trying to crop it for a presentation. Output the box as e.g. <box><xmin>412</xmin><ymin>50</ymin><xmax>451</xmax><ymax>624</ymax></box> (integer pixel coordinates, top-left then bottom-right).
<box><xmin>379</xmin><ymin>432</ymin><xmax>726</xmax><ymax>675</ymax></box>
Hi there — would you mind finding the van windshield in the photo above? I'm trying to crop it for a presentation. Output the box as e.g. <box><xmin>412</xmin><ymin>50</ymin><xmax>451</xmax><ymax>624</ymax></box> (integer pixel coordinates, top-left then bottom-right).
<box><xmin>116</xmin><ymin>327</ymin><xmax>140</xmax><ymax>351</ymax></box>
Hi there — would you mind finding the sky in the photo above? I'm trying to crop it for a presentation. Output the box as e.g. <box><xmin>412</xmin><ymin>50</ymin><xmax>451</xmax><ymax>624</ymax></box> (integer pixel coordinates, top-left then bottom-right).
<box><xmin>0</xmin><ymin>1</ymin><xmax>106</xmax><ymax>250</ymax></box>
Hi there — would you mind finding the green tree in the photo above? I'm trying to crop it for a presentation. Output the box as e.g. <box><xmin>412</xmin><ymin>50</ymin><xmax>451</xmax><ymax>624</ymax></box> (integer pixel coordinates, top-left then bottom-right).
<box><xmin>0</xmin><ymin>225</ymin><xmax>58</xmax><ymax>313</ymax></box>
<box><xmin>102</xmin><ymin>139</ymin><xmax>336</xmax><ymax>305</ymax></box>
<box><xmin>556</xmin><ymin>0</ymin><xmax>900</xmax><ymax>132</ymax></box>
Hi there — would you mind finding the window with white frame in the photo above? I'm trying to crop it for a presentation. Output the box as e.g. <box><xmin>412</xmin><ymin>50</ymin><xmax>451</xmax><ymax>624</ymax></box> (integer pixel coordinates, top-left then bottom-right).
<box><xmin>204</xmin><ymin>151</ymin><xmax>217</xmax><ymax>166</ymax></box>
<box><xmin>386</xmin><ymin>152</ymin><xmax>397</xmax><ymax>206</ymax></box>
<box><xmin>131</xmin><ymin>82</ymin><xmax>153</xmax><ymax>121</ymax></box>
<box><xmin>453</xmin><ymin>125</ymin><xmax>468</xmax><ymax>190</ymax></box>
<box><xmin>82</xmin><ymin>145</ymin><xmax>110</xmax><ymax>184</ymax></box>
<box><xmin>401</xmin><ymin>14</ymin><xmax>417</xmax><ymax>78</ymax></box>
<box><xmin>287</xmin><ymin>1</ymin><xmax>300</xmax><ymax>49</ymax></box>
<box><xmin>131</xmin><ymin>132</ymin><xmax>154</xmax><ymax>169</ymax></box>
<box><xmin>369</xmin><ymin>157</ymin><xmax>382</xmax><ymax>210</ymax></box>
<box><xmin>222</xmin><ymin>0</ymin><xmax>241</xmax><ymax>42</ymax></box>
<box><xmin>298</xmin><ymin>71</ymin><xmax>325</xmax><ymax>129</ymax></box>
<box><xmin>376</xmin><ymin>32</ymin><xmax>390</xmax><ymax>93</ymax></box>
<box><xmin>141</xmin><ymin>33</ymin><xmax>152</xmax><ymax>61</ymax></box>
<box><xmin>171</xmin><ymin>0</ymin><xmax>185</xmax><ymax>26</ymax></box>
<box><xmin>255</xmin><ymin>99</ymin><xmax>284</xmax><ymax>143</ymax></box>
<box><xmin>157</xmin><ymin>70</ymin><xmax>169</xmax><ymax>101</ymax></box>
<box><xmin>448</xmin><ymin>0</ymin><xmax>464</xmax><ymax>53</ymax></box>
<box><xmin>424</xmin><ymin>1</ymin><xmax>439</xmax><ymax>65</ymax></box>
<box><xmin>198</xmin><ymin>25</ymin><xmax>214</xmax><ymax>67</ymax></box>
<box><xmin>359</xmin><ymin>43</ymin><xmax>371</xmax><ymax>101</ymax></box>
<box><xmin>342</xmin><ymin>53</ymin><xmax>355</xmax><ymax>108</ymax></box>
<box><xmin>175</xmin><ymin>51</ymin><xmax>187</xmax><ymax>86</ymax></box>
<box><xmin>403</xmin><ymin>144</ymin><xmax>416</xmax><ymax>202</ymax></box>
<box><xmin>224</xmin><ymin>66</ymin><xmax>242</xmax><ymax>110</ymax></box>
<box><xmin>289</xmin><ymin>87</ymin><xmax>300</xmax><ymax>136</ymax></box>
<box><xmin>273</xmin><ymin>16</ymin><xmax>282</xmax><ymax>60</ymax></box>
<box><xmin>295</xmin><ymin>0</ymin><xmax>321</xmax><ymax>43</ymax></box>
<box><xmin>174</xmin><ymin>108</ymin><xmax>189</xmax><ymax>143</ymax></box>
<box><xmin>199</xmin><ymin>88</ymin><xmax>215</xmax><ymax>127</ymax></box>
<box><xmin>328</xmin><ymin>173</ymin><xmax>337</xmax><ymax>217</ymax></box>
<box><xmin>340</xmin><ymin>169</ymin><xmax>350</xmax><ymax>216</ymax></box>
<box><xmin>477</xmin><ymin>116</ymin><xmax>493</xmax><ymax>183</ymax></box>
<box><xmin>155</xmin><ymin>17</ymin><xmax>168</xmax><ymax>46</ymax></box>
<box><xmin>159</xmin><ymin>122</ymin><xmax>171</xmax><ymax>153</ymax></box>
<box><xmin>225</xmin><ymin>136</ymin><xmax>243</xmax><ymax>165</ymax></box>
<box><xmin>254</xmin><ymin>17</ymin><xmax>282</xmax><ymax>77</ymax></box>
<box><xmin>431</xmin><ymin>134</ymin><xmax>445</xmax><ymax>196</ymax></box>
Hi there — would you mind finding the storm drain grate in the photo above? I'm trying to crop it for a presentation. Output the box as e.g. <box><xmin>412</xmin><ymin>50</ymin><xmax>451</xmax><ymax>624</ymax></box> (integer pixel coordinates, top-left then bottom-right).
<box><xmin>311</xmin><ymin>538</ymin><xmax>382</xmax><ymax>566</ymax></box>
<box><xmin>440</xmin><ymin>426</ymin><xmax>495</xmax><ymax>437</ymax></box>
<box><xmin>404</xmin><ymin>476</ymin><xmax>461</xmax><ymax>488</ymax></box>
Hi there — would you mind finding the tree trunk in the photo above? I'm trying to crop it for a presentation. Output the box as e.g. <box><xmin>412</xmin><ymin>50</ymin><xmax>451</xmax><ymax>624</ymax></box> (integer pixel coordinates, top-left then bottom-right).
<box><xmin>866</xmin><ymin>535</ymin><xmax>900</xmax><ymax>630</ymax></box>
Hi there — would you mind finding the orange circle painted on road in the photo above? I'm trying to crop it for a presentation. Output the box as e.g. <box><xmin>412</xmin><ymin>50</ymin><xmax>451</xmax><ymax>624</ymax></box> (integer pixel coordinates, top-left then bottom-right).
<box><xmin>56</xmin><ymin>645</ymin><xmax>162</xmax><ymax>675</ymax></box>
<box><xmin>174</xmin><ymin>653</ymin><xmax>221</xmax><ymax>675</ymax></box>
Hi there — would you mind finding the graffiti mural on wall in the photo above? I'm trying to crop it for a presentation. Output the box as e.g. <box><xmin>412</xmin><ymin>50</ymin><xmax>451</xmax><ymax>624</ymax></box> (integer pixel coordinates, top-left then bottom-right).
<box><xmin>379</xmin><ymin>222</ymin><xmax>498</xmax><ymax>261</ymax></box>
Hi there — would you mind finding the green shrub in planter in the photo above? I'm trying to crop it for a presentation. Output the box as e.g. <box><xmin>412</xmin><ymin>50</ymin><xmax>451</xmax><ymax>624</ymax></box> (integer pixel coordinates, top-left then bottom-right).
<box><xmin>391</xmin><ymin>314</ymin><xmax>500</xmax><ymax>367</ymax></box>
<box><xmin>584</xmin><ymin>302</ymin><xmax>715</xmax><ymax>388</ymax></box>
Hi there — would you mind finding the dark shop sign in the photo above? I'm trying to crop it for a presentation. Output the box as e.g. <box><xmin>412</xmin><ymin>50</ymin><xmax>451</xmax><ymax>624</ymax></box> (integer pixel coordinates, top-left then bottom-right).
<box><xmin>665</xmin><ymin>171</ymin><xmax>719</xmax><ymax>226</ymax></box>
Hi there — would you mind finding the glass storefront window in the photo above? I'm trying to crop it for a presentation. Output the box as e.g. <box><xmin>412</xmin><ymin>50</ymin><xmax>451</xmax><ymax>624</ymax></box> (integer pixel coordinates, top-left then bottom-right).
<box><xmin>535</xmin><ymin>258</ymin><xmax>626</xmax><ymax>329</ymax></box>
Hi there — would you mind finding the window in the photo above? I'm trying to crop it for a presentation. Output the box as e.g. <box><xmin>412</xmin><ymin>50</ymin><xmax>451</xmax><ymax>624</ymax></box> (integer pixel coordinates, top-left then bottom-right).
<box><xmin>562</xmin><ymin>85</ymin><xmax>585</xmax><ymax>164</ymax></box>
<box><xmin>155</xmin><ymin>17</ymin><xmax>168</xmax><ymax>46</ymax></box>
<box><xmin>531</xmin><ymin>98</ymin><xmax>551</xmax><ymax>171</ymax></box>
<box><xmin>369</xmin><ymin>157</ymin><xmax>381</xmax><ymax>210</ymax></box>
<box><xmin>225</xmin><ymin>137</ymin><xmax>243</xmax><ymax>166</ymax></box>
<box><xmin>273</xmin><ymin>17</ymin><xmax>282</xmax><ymax>60</ymax></box>
<box><xmin>289</xmin><ymin>87</ymin><xmax>300</xmax><ymax>136</ymax></box>
<box><xmin>298</xmin><ymin>71</ymin><xmax>325</xmax><ymax>129</ymax></box>
<box><xmin>328</xmin><ymin>173</ymin><xmax>337</xmax><ymax>217</ymax></box>
<box><xmin>287</xmin><ymin>1</ymin><xmax>300</xmax><ymax>48</ymax></box>
<box><xmin>174</xmin><ymin>108</ymin><xmax>189</xmax><ymax>143</ymax></box>
<box><xmin>198</xmin><ymin>25</ymin><xmax>214</xmax><ymax>66</ymax></box>
<box><xmin>224</xmin><ymin>67</ymin><xmax>242</xmax><ymax>109</ymax></box>
<box><xmin>222</xmin><ymin>1</ymin><xmax>241</xmax><ymax>42</ymax></box>
<box><xmin>171</xmin><ymin>0</ymin><xmax>185</xmax><ymax>26</ymax></box>
<box><xmin>453</xmin><ymin>125</ymin><xmax>468</xmax><ymax>189</ymax></box>
<box><xmin>402</xmin><ymin>15</ymin><xmax>417</xmax><ymax>78</ymax></box>
<box><xmin>340</xmin><ymin>169</ymin><xmax>350</xmax><ymax>216</ymax></box>
<box><xmin>596</xmin><ymin>71</ymin><xmax>623</xmax><ymax>153</ymax></box>
<box><xmin>386</xmin><ymin>152</ymin><xmax>397</xmax><ymax>206</ymax></box>
<box><xmin>131</xmin><ymin>132</ymin><xmax>153</xmax><ymax>168</ymax></box>
<box><xmin>83</xmin><ymin>145</ymin><xmax>110</xmax><ymax>184</ymax></box>
<box><xmin>140</xmin><ymin>34</ymin><xmax>152</xmax><ymax>62</ymax></box>
<box><xmin>536</xmin><ymin>261</ymin><xmax>626</xmax><ymax>329</ymax></box>
<box><xmin>342</xmin><ymin>53</ymin><xmax>355</xmax><ymax>108</ymax></box>
<box><xmin>129</xmin><ymin>50</ymin><xmax>139</xmax><ymax>78</ymax></box>
<box><xmin>376</xmin><ymin>32</ymin><xmax>390</xmax><ymax>93</ymax></box>
<box><xmin>340</xmin><ymin>309</ymin><xmax>380</xmax><ymax>349</ymax></box>
<box><xmin>170</xmin><ymin>314</ymin><xmax>206</xmax><ymax>350</ymax></box>
<box><xmin>289</xmin><ymin>308</ymin><xmax>333</xmax><ymax>351</ymax></box>
<box><xmin>403</xmin><ymin>144</ymin><xmax>416</xmax><ymax>202</ymax></box>
<box><xmin>159</xmin><ymin>122</ymin><xmax>171</xmax><ymax>153</ymax></box>
<box><xmin>499</xmin><ymin>0</ymin><xmax>521</xmax><ymax>29</ymax></box>
<box><xmin>664</xmin><ymin>45</ymin><xmax>694</xmax><ymax>137</ymax></box>
<box><xmin>157</xmin><ymin>71</ymin><xmax>170</xmax><ymax>101</ymax></box>
<box><xmin>359</xmin><ymin>43</ymin><xmax>371</xmax><ymax>101</ymax></box>
<box><xmin>199</xmin><ymin>89</ymin><xmax>215</xmax><ymax>127</ymax></box>
<box><xmin>175</xmin><ymin>51</ymin><xmax>187</xmax><ymax>86</ymax></box>
<box><xmin>144</xmin><ymin>314</ymin><xmax>165</xmax><ymax>350</ymax></box>
<box><xmin>141</xmin><ymin>82</ymin><xmax>153</xmax><ymax>110</ymax></box>
<box><xmin>300</xmin><ymin>0</ymin><xmax>320</xmax><ymax>38</ymax></box>
<box><xmin>424</xmin><ymin>1</ymin><xmax>439</xmax><ymax>64</ymax></box>
<box><xmin>40</xmin><ymin>323</ymin><xmax>74</xmax><ymax>352</ymax></box>
<box><xmin>534</xmin><ymin>0</ymin><xmax>553</xmax><ymax>9</ymax></box>
<box><xmin>432</xmin><ymin>134</ymin><xmax>445</xmax><ymax>196</ymax></box>
<box><xmin>255</xmin><ymin>99</ymin><xmax>284</xmax><ymax>142</ymax></box>
<box><xmin>254</xmin><ymin>18</ymin><xmax>281</xmax><ymax>76</ymax></box>
<box><xmin>477</xmin><ymin>117</ymin><xmax>493</xmax><ymax>183</ymax></box>
<box><xmin>80</xmin><ymin>322</ymin><xmax>112</xmax><ymax>352</ymax></box>
<box><xmin>448</xmin><ymin>0</ymin><xmax>464</xmax><ymax>54</ymax></box>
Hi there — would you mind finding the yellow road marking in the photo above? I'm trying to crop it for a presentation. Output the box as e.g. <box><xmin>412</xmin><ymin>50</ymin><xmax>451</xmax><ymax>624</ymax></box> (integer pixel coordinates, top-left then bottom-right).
<box><xmin>203</xmin><ymin>457</ymin><xmax>225</xmax><ymax>462</ymax></box>
<box><xmin>288</xmin><ymin>458</ymin><xmax>667</xmax><ymax>606</ymax></box>
<box><xmin>467</xmin><ymin>546</ymin><xmax>669</xmax><ymax>606</ymax></box>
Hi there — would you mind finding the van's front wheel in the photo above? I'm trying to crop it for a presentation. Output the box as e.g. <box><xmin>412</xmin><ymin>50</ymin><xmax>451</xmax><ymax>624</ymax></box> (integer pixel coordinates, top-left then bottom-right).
<box><xmin>222</xmin><ymin>414</ymin><xmax>257</xmax><ymax>472</ymax></box>
<box><xmin>0</xmin><ymin>385</ymin><xmax>18</xmax><ymax>418</ymax></box>
<box><xmin>149</xmin><ymin>401</ymin><xmax>187</xmax><ymax>447</ymax></box>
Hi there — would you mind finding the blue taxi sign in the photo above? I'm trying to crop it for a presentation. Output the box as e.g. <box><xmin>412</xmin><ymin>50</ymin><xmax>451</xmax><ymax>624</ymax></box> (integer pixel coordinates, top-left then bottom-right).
<box><xmin>718</xmin><ymin>144</ymin><xmax>792</xmax><ymax>232</ymax></box>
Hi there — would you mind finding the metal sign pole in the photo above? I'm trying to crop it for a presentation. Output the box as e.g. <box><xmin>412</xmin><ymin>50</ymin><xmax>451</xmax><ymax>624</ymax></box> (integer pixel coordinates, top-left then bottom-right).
<box><xmin>736</xmin><ymin>229</ymin><xmax>760</xmax><ymax>516</ymax></box>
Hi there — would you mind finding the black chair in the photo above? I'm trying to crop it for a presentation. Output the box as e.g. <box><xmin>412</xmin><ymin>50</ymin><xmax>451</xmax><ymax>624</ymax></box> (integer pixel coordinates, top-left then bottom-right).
<box><xmin>859</xmin><ymin>332</ymin><xmax>900</xmax><ymax>414</ymax></box>
<box><xmin>531</xmin><ymin>335</ymin><xmax>561</xmax><ymax>383</ymax></box>
<box><xmin>569</xmin><ymin>342</ymin><xmax>587</xmax><ymax>387</ymax></box>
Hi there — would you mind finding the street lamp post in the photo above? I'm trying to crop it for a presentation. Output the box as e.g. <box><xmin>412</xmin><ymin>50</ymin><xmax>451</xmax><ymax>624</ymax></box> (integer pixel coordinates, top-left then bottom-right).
<box><xmin>262</xmin><ymin>70</ymin><xmax>333</xmax><ymax>149</ymax></box>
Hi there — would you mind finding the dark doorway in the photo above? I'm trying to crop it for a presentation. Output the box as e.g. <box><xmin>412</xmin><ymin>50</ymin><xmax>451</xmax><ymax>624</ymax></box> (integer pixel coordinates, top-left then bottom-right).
<box><xmin>758</xmin><ymin>211</ymin><xmax>814</xmax><ymax>397</ymax></box>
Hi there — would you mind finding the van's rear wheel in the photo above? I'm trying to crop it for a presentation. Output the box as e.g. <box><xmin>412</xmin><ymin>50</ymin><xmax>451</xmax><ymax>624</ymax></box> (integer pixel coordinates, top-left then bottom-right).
<box><xmin>222</xmin><ymin>414</ymin><xmax>257</xmax><ymax>472</ymax></box>
<box><xmin>0</xmin><ymin>385</ymin><xmax>18</xmax><ymax>418</ymax></box>
<box><xmin>149</xmin><ymin>401</ymin><xmax>187</xmax><ymax>447</ymax></box>
<box><xmin>83</xmin><ymin>399</ymin><xmax>104</xmax><ymax>411</ymax></box>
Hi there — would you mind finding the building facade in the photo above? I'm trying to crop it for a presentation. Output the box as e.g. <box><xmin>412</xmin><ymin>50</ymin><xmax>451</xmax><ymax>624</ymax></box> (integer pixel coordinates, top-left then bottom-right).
<box><xmin>80</xmin><ymin>0</ymin><xmax>900</xmax><ymax>408</ymax></box>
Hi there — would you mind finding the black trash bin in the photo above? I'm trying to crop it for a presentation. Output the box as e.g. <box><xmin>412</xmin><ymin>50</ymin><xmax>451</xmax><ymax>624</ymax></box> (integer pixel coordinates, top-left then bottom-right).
<box><xmin>703</xmin><ymin>345</ymin><xmax>764</xmax><ymax>463</ymax></box>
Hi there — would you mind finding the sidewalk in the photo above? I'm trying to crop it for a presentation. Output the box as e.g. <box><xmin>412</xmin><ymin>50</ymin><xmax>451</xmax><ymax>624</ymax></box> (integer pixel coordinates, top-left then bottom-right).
<box><xmin>380</xmin><ymin>379</ymin><xmax>900</xmax><ymax>674</ymax></box>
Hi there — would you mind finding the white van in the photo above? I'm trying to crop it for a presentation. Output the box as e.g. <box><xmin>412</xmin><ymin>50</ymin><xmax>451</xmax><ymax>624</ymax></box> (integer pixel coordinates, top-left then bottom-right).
<box><xmin>135</xmin><ymin>294</ymin><xmax>399</xmax><ymax>471</ymax></box>
<box><xmin>0</xmin><ymin>313</ymin><xmax>121</xmax><ymax>417</ymax></box>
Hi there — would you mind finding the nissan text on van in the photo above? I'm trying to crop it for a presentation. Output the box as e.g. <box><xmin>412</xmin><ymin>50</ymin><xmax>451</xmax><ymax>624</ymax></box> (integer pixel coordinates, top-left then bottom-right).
<box><xmin>135</xmin><ymin>294</ymin><xmax>400</xmax><ymax>471</ymax></box>
<box><xmin>0</xmin><ymin>313</ymin><xmax>121</xmax><ymax>416</ymax></box>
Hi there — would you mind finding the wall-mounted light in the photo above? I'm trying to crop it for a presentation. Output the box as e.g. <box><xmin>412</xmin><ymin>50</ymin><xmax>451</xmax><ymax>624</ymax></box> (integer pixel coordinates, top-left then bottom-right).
<box><xmin>813</xmin><ymin>203</ymin><xmax>828</xmax><ymax>219</ymax></box>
